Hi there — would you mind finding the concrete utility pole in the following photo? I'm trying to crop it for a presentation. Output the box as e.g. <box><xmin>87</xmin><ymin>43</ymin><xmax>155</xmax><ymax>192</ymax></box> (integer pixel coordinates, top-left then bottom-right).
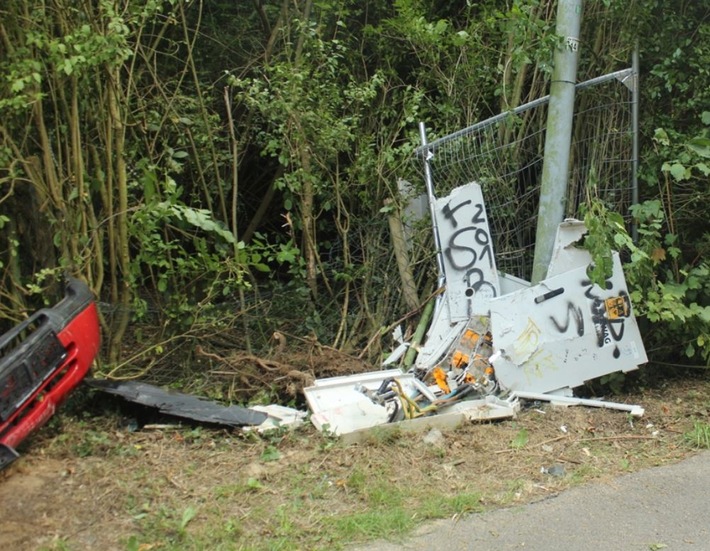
<box><xmin>531</xmin><ymin>0</ymin><xmax>583</xmax><ymax>284</ymax></box>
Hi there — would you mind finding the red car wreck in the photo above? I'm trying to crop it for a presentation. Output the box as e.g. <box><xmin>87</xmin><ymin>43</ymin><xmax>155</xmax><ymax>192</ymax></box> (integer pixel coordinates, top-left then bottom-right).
<box><xmin>0</xmin><ymin>277</ymin><xmax>100</xmax><ymax>469</ymax></box>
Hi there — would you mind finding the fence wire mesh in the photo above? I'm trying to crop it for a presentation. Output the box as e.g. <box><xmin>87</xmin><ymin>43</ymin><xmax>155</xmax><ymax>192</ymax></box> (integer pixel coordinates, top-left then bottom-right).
<box><xmin>416</xmin><ymin>68</ymin><xmax>636</xmax><ymax>282</ymax></box>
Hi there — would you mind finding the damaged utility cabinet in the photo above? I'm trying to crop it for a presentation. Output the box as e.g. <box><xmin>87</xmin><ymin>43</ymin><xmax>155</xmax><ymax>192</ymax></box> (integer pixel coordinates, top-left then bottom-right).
<box><xmin>305</xmin><ymin>183</ymin><xmax>647</xmax><ymax>437</ymax></box>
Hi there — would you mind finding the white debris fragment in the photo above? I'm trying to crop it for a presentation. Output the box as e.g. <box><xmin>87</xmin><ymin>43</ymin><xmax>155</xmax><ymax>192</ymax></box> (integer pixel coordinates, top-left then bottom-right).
<box><xmin>245</xmin><ymin>404</ymin><xmax>307</xmax><ymax>433</ymax></box>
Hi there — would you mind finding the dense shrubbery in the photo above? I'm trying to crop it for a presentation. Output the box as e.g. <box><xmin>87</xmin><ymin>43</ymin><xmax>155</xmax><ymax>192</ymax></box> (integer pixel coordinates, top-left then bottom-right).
<box><xmin>0</xmin><ymin>0</ymin><xmax>707</xmax><ymax>376</ymax></box>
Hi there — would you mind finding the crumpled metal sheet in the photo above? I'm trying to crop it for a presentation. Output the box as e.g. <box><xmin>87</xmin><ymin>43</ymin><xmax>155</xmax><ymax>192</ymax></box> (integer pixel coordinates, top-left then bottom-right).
<box><xmin>86</xmin><ymin>379</ymin><xmax>268</xmax><ymax>427</ymax></box>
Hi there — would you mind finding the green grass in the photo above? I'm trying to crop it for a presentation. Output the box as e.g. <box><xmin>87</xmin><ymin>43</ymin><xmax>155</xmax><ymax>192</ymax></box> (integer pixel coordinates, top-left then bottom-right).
<box><xmin>417</xmin><ymin>492</ymin><xmax>483</xmax><ymax>519</ymax></box>
<box><xmin>27</xmin><ymin>379</ymin><xmax>710</xmax><ymax>551</ymax></box>
<box><xmin>568</xmin><ymin>463</ymin><xmax>602</xmax><ymax>484</ymax></box>
<box><xmin>684</xmin><ymin>421</ymin><xmax>710</xmax><ymax>449</ymax></box>
<box><xmin>332</xmin><ymin>507</ymin><xmax>416</xmax><ymax>542</ymax></box>
<box><xmin>122</xmin><ymin>474</ymin><xmax>485</xmax><ymax>551</ymax></box>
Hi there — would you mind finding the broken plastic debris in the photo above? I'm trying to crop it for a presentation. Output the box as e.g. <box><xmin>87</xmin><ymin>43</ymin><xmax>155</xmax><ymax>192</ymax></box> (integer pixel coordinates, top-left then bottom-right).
<box><xmin>305</xmin><ymin>369</ymin><xmax>519</xmax><ymax>439</ymax></box>
<box><xmin>245</xmin><ymin>404</ymin><xmax>307</xmax><ymax>433</ymax></box>
<box><xmin>541</xmin><ymin>464</ymin><xmax>566</xmax><ymax>477</ymax></box>
<box><xmin>511</xmin><ymin>391</ymin><xmax>645</xmax><ymax>417</ymax></box>
<box><xmin>86</xmin><ymin>379</ymin><xmax>268</xmax><ymax>427</ymax></box>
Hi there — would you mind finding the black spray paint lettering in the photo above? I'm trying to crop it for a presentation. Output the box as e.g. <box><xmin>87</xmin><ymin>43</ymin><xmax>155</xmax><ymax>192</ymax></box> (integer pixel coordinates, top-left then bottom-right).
<box><xmin>465</xmin><ymin>268</ymin><xmax>497</xmax><ymax>298</ymax></box>
<box><xmin>532</xmin><ymin>286</ymin><xmax>584</xmax><ymax>337</ymax></box>
<box><xmin>549</xmin><ymin>302</ymin><xmax>585</xmax><ymax>337</ymax></box>
<box><xmin>582</xmin><ymin>277</ymin><xmax>613</xmax><ymax>299</ymax></box>
<box><xmin>442</xmin><ymin>199</ymin><xmax>493</xmax><ymax>270</ymax></box>
<box><xmin>582</xmin><ymin>279</ymin><xmax>629</xmax><ymax>359</ymax></box>
<box><xmin>443</xmin><ymin>226</ymin><xmax>494</xmax><ymax>269</ymax></box>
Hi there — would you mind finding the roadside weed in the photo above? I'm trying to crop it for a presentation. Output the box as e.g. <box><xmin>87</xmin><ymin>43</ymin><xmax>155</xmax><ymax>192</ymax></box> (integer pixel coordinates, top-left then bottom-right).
<box><xmin>684</xmin><ymin>421</ymin><xmax>710</xmax><ymax>449</ymax></box>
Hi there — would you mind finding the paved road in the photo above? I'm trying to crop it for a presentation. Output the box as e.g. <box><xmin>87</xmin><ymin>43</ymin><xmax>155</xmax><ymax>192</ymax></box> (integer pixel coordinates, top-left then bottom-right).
<box><xmin>353</xmin><ymin>451</ymin><xmax>710</xmax><ymax>551</ymax></box>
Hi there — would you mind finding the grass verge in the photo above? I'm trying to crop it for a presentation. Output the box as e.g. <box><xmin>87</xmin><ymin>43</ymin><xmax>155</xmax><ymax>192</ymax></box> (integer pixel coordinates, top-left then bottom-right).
<box><xmin>6</xmin><ymin>375</ymin><xmax>710</xmax><ymax>550</ymax></box>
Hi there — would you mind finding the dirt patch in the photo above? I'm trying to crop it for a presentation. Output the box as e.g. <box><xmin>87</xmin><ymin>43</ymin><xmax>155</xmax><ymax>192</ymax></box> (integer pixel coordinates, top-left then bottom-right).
<box><xmin>1</xmin><ymin>374</ymin><xmax>709</xmax><ymax>550</ymax></box>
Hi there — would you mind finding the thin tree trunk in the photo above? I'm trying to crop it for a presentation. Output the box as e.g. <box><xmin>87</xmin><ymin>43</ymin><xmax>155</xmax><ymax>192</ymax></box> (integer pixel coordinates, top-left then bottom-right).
<box><xmin>386</xmin><ymin>198</ymin><xmax>420</xmax><ymax>312</ymax></box>
<box><xmin>106</xmin><ymin>68</ymin><xmax>132</xmax><ymax>364</ymax></box>
<box><xmin>224</xmin><ymin>87</ymin><xmax>253</xmax><ymax>354</ymax></box>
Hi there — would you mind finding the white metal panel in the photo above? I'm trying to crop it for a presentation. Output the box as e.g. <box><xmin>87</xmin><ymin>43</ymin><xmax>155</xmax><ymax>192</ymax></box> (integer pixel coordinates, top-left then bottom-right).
<box><xmin>547</xmin><ymin>219</ymin><xmax>592</xmax><ymax>277</ymax></box>
<box><xmin>490</xmin><ymin>253</ymin><xmax>647</xmax><ymax>393</ymax></box>
<box><xmin>499</xmin><ymin>272</ymin><xmax>531</xmax><ymax>295</ymax></box>
<box><xmin>435</xmin><ymin>182</ymin><xmax>500</xmax><ymax>320</ymax></box>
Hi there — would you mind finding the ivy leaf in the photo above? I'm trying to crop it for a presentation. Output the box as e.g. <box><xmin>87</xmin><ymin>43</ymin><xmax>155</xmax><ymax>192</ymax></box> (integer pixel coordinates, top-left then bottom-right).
<box><xmin>608</xmin><ymin>211</ymin><xmax>625</xmax><ymax>227</ymax></box>
<box><xmin>669</xmin><ymin>163</ymin><xmax>688</xmax><ymax>181</ymax></box>
<box><xmin>180</xmin><ymin>506</ymin><xmax>197</xmax><ymax>530</ymax></box>
<box><xmin>260</xmin><ymin>445</ymin><xmax>281</xmax><ymax>462</ymax></box>
<box><xmin>685</xmin><ymin>343</ymin><xmax>695</xmax><ymax>358</ymax></box>
<box><xmin>169</xmin><ymin>204</ymin><xmax>236</xmax><ymax>243</ymax></box>
<box><xmin>653</xmin><ymin>128</ymin><xmax>670</xmax><ymax>146</ymax></box>
<box><xmin>246</xmin><ymin>477</ymin><xmax>264</xmax><ymax>491</ymax></box>
<box><xmin>686</xmin><ymin>137</ymin><xmax>710</xmax><ymax>159</ymax></box>
<box><xmin>11</xmin><ymin>78</ymin><xmax>25</xmax><ymax>92</ymax></box>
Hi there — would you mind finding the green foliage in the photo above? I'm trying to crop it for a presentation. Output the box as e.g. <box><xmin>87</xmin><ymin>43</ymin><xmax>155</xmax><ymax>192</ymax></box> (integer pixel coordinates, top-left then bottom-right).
<box><xmin>655</xmin><ymin>125</ymin><xmax>710</xmax><ymax>183</ymax></box>
<box><xmin>631</xmin><ymin>112</ymin><xmax>710</xmax><ymax>365</ymax></box>
<box><xmin>633</xmin><ymin>5</ymin><xmax>710</xmax><ymax>365</ymax></box>
<box><xmin>643</xmin><ymin>8</ymin><xmax>710</xmax><ymax>133</ymax></box>
<box><xmin>1</xmin><ymin>0</ymin><xmax>709</xmax><ymax>379</ymax></box>
<box><xmin>0</xmin><ymin>0</ymin><xmax>134</xmax><ymax>116</ymax></box>
<box><xmin>580</xmin><ymin>102</ymin><xmax>710</xmax><ymax>368</ymax></box>
<box><xmin>684</xmin><ymin>421</ymin><xmax>710</xmax><ymax>449</ymax></box>
<box><xmin>260</xmin><ymin>445</ymin><xmax>282</xmax><ymax>463</ymax></box>
<box><xmin>582</xmin><ymin>195</ymin><xmax>710</xmax><ymax>365</ymax></box>
<box><xmin>229</xmin><ymin>20</ymin><xmax>386</xmax><ymax>236</ymax></box>
<box><xmin>510</xmin><ymin>427</ymin><xmax>529</xmax><ymax>450</ymax></box>
<box><xmin>581</xmin><ymin>199</ymin><xmax>638</xmax><ymax>287</ymax></box>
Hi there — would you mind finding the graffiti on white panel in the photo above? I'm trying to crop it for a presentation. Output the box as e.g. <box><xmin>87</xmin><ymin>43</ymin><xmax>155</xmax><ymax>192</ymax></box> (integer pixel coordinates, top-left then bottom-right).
<box><xmin>583</xmin><ymin>279</ymin><xmax>631</xmax><ymax>359</ymax></box>
<box><xmin>511</xmin><ymin>317</ymin><xmax>541</xmax><ymax>361</ymax></box>
<box><xmin>524</xmin><ymin>348</ymin><xmax>557</xmax><ymax>381</ymax></box>
<box><xmin>541</xmin><ymin>277</ymin><xmax>633</xmax><ymax>361</ymax></box>
<box><xmin>507</xmin><ymin>318</ymin><xmax>558</xmax><ymax>381</ymax></box>
<box><xmin>440</xmin><ymin>195</ymin><xmax>497</xmax><ymax>301</ymax></box>
<box><xmin>548</xmin><ymin>301</ymin><xmax>585</xmax><ymax>337</ymax></box>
